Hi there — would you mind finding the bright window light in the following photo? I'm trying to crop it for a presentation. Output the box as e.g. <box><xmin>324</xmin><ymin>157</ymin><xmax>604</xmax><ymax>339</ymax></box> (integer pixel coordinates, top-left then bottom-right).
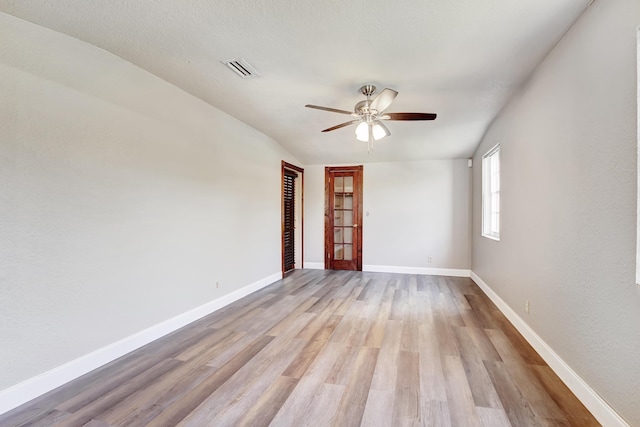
<box><xmin>482</xmin><ymin>144</ymin><xmax>500</xmax><ymax>240</ymax></box>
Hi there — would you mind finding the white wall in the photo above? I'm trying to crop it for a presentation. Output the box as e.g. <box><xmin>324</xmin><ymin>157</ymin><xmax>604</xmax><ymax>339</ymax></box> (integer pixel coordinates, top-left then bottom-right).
<box><xmin>0</xmin><ymin>13</ymin><xmax>299</xmax><ymax>392</ymax></box>
<box><xmin>471</xmin><ymin>0</ymin><xmax>640</xmax><ymax>424</ymax></box>
<box><xmin>305</xmin><ymin>160</ymin><xmax>471</xmax><ymax>272</ymax></box>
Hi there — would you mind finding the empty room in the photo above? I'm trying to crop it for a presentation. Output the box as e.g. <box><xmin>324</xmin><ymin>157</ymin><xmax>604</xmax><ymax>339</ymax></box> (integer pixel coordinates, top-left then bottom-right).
<box><xmin>1</xmin><ymin>0</ymin><xmax>639</xmax><ymax>426</ymax></box>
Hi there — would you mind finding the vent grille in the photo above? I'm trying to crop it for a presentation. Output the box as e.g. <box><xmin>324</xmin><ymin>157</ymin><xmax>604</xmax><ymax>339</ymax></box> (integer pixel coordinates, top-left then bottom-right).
<box><xmin>222</xmin><ymin>58</ymin><xmax>260</xmax><ymax>78</ymax></box>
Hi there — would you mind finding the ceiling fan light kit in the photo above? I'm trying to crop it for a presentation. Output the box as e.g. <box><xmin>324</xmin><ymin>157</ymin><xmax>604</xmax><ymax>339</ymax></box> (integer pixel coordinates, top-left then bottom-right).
<box><xmin>305</xmin><ymin>84</ymin><xmax>437</xmax><ymax>152</ymax></box>
<box><xmin>355</xmin><ymin>121</ymin><xmax>389</xmax><ymax>141</ymax></box>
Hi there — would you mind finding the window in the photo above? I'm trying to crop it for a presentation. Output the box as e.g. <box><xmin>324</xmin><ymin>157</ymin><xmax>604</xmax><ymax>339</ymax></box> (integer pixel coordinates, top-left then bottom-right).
<box><xmin>482</xmin><ymin>144</ymin><xmax>500</xmax><ymax>240</ymax></box>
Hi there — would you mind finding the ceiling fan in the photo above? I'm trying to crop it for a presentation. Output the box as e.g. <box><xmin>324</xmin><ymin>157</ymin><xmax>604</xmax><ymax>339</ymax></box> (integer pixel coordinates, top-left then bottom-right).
<box><xmin>305</xmin><ymin>84</ymin><xmax>437</xmax><ymax>151</ymax></box>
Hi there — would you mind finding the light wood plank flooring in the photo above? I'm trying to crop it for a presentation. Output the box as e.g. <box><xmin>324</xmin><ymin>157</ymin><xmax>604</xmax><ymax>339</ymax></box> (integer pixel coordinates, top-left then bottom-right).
<box><xmin>0</xmin><ymin>270</ymin><xmax>599</xmax><ymax>426</ymax></box>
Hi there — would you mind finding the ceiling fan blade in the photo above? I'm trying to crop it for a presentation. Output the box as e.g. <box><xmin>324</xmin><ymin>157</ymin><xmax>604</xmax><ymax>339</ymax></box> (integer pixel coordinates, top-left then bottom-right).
<box><xmin>305</xmin><ymin>104</ymin><xmax>356</xmax><ymax>115</ymax></box>
<box><xmin>369</xmin><ymin>88</ymin><xmax>398</xmax><ymax>113</ymax></box>
<box><xmin>382</xmin><ymin>112</ymin><xmax>437</xmax><ymax>121</ymax></box>
<box><xmin>321</xmin><ymin>120</ymin><xmax>360</xmax><ymax>132</ymax></box>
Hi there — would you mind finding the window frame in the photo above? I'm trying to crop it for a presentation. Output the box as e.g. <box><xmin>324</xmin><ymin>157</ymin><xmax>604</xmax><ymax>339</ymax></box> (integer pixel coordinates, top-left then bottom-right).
<box><xmin>636</xmin><ymin>27</ymin><xmax>640</xmax><ymax>285</ymax></box>
<box><xmin>482</xmin><ymin>144</ymin><xmax>501</xmax><ymax>241</ymax></box>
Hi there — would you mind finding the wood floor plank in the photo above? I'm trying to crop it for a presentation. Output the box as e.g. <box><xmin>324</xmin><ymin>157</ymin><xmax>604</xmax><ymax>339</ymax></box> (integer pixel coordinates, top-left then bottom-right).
<box><xmin>283</xmin><ymin>315</ymin><xmax>338</xmax><ymax>378</ymax></box>
<box><xmin>53</xmin><ymin>327</ymin><xmax>212</xmax><ymax>414</ymax></box>
<box><xmin>460</xmin><ymin>306</ymin><xmax>485</xmax><ymax>329</ymax></box>
<box><xmin>483</xmin><ymin>360</ymin><xmax>538</xmax><ymax>427</ymax></box>
<box><xmin>186</xmin><ymin>344</ymin><xmax>306</xmax><ymax>426</ymax></box>
<box><xmin>433</xmin><ymin>311</ymin><xmax>460</xmax><ymax>357</ymax></box>
<box><xmin>363</xmin><ymin>301</ymin><xmax>391</xmax><ymax>348</ymax></box>
<box><xmin>332</xmin><ymin>346</ymin><xmax>379</xmax><ymax>426</ymax></box>
<box><xmin>418</xmin><ymin>321</ymin><xmax>448</xmax><ymax>402</ymax></box>
<box><xmin>369</xmin><ymin>319</ymin><xmax>403</xmax><ymax>392</ymax></box>
<box><xmin>505</xmin><ymin>363</ymin><xmax>566</xmax><ymax>421</ymax></box>
<box><xmin>297</xmin><ymin>383</ymin><xmax>344</xmax><ymax>427</ymax></box>
<box><xmin>52</xmin><ymin>358</ymin><xmax>181</xmax><ymax>426</ymax></box>
<box><xmin>360</xmin><ymin>390</ymin><xmax>395</xmax><ymax>427</ymax></box>
<box><xmin>358</xmin><ymin>281</ymin><xmax>386</xmax><ymax>320</ymax></box>
<box><xmin>454</xmin><ymin>326</ymin><xmax>503</xmax><ymax>409</ymax></box>
<box><xmin>325</xmin><ymin>341</ymin><xmax>361</xmax><ymax>386</ymax></box>
<box><xmin>172</xmin><ymin>328</ymin><xmax>237</xmax><ymax>361</ymax></box>
<box><xmin>465</xmin><ymin>325</ymin><xmax>502</xmax><ymax>362</ymax></box>
<box><xmin>400</xmin><ymin>302</ymin><xmax>420</xmax><ymax>353</ymax></box>
<box><xmin>328</xmin><ymin>301</ymin><xmax>366</xmax><ymax>345</ymax></box>
<box><xmin>206</xmin><ymin>292</ymin><xmax>279</xmax><ymax>330</ymax></box>
<box><xmin>178</xmin><ymin>326</ymin><xmax>309</xmax><ymax>425</ymax></box>
<box><xmin>440</xmin><ymin>292</ymin><xmax>466</xmax><ymax>328</ymax></box>
<box><xmin>446</xmin><ymin>277</ymin><xmax>473</xmax><ymax>311</ymax></box>
<box><xmin>18</xmin><ymin>409</ymin><xmax>72</xmax><ymax>427</ymax></box>
<box><xmin>1</xmin><ymin>270</ymin><xmax>599</xmax><ymax>427</ymax></box>
<box><xmin>117</xmin><ymin>365</ymin><xmax>216</xmax><ymax>427</ymax></box>
<box><xmin>491</xmin><ymin>311</ymin><xmax>546</xmax><ymax>366</ymax></box>
<box><xmin>530</xmin><ymin>364</ymin><xmax>601</xmax><ymax>427</ymax></box>
<box><xmin>145</xmin><ymin>335</ymin><xmax>274</xmax><ymax>426</ymax></box>
<box><xmin>443</xmin><ymin>355</ymin><xmax>482</xmax><ymax>427</ymax></box>
<box><xmin>269</xmin><ymin>341</ymin><xmax>343</xmax><ymax>426</ymax></box>
<box><xmin>242</xmin><ymin>295</ymin><xmax>310</xmax><ymax>335</ymax></box>
<box><xmin>465</xmin><ymin>294</ymin><xmax>498</xmax><ymax>329</ymax></box>
<box><xmin>333</xmin><ymin>285</ymin><xmax>364</xmax><ymax>317</ymax></box>
<box><xmin>391</xmin><ymin>351</ymin><xmax>420</xmax><ymax>426</ymax></box>
<box><xmin>476</xmin><ymin>406</ymin><xmax>512</xmax><ymax>427</ymax></box>
<box><xmin>420</xmin><ymin>400</ymin><xmax>452</xmax><ymax>427</ymax></box>
<box><xmin>266</xmin><ymin>296</ymin><xmax>319</xmax><ymax>337</ymax></box>
<box><xmin>82</xmin><ymin>419</ymin><xmax>113</xmax><ymax>427</ymax></box>
<box><xmin>234</xmin><ymin>375</ymin><xmax>299</xmax><ymax>427</ymax></box>
<box><xmin>389</xmin><ymin>288</ymin><xmax>408</xmax><ymax>320</ymax></box>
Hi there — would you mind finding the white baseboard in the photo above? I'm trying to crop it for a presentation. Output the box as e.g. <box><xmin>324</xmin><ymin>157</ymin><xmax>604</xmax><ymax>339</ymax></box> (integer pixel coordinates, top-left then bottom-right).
<box><xmin>364</xmin><ymin>264</ymin><xmax>471</xmax><ymax>278</ymax></box>
<box><xmin>303</xmin><ymin>263</ymin><xmax>471</xmax><ymax>278</ymax></box>
<box><xmin>303</xmin><ymin>262</ymin><xmax>324</xmax><ymax>270</ymax></box>
<box><xmin>0</xmin><ymin>271</ymin><xmax>282</xmax><ymax>417</ymax></box>
<box><xmin>470</xmin><ymin>271</ymin><xmax>629</xmax><ymax>427</ymax></box>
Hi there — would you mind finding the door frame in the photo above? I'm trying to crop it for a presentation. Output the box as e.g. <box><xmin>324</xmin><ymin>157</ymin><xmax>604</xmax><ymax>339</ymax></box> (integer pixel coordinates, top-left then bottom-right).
<box><xmin>325</xmin><ymin>165</ymin><xmax>363</xmax><ymax>271</ymax></box>
<box><xmin>281</xmin><ymin>161</ymin><xmax>304</xmax><ymax>277</ymax></box>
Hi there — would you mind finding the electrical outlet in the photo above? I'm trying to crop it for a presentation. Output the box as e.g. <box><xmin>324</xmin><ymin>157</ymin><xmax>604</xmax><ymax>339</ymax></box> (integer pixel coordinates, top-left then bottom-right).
<box><xmin>525</xmin><ymin>300</ymin><xmax>530</xmax><ymax>314</ymax></box>
<box><xmin>428</xmin><ymin>256</ymin><xmax>433</xmax><ymax>263</ymax></box>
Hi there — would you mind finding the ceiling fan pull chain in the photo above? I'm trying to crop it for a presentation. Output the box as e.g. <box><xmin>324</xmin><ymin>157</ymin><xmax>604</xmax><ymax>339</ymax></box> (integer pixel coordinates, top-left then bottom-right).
<box><xmin>368</xmin><ymin>127</ymin><xmax>374</xmax><ymax>153</ymax></box>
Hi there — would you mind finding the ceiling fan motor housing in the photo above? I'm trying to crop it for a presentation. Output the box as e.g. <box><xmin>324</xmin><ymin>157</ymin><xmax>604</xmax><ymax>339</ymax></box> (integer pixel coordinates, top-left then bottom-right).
<box><xmin>354</xmin><ymin>100</ymin><xmax>376</xmax><ymax>120</ymax></box>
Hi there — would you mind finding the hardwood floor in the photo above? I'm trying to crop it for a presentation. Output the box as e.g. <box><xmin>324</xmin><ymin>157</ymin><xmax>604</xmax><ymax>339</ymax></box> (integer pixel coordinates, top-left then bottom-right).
<box><xmin>0</xmin><ymin>270</ymin><xmax>599</xmax><ymax>426</ymax></box>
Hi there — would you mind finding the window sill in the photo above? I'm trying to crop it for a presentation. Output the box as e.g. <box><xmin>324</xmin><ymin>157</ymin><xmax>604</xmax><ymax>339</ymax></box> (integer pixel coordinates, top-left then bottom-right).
<box><xmin>482</xmin><ymin>234</ymin><xmax>500</xmax><ymax>241</ymax></box>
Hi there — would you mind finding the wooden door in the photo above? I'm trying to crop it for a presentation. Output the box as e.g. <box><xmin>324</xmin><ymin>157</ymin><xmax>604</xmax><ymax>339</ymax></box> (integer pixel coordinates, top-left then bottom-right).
<box><xmin>325</xmin><ymin>166</ymin><xmax>363</xmax><ymax>271</ymax></box>
<box><xmin>282</xmin><ymin>161</ymin><xmax>304</xmax><ymax>277</ymax></box>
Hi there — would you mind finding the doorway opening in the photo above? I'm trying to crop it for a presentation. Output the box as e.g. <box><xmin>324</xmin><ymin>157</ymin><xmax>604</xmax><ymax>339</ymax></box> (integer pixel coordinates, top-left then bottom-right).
<box><xmin>282</xmin><ymin>161</ymin><xmax>304</xmax><ymax>277</ymax></box>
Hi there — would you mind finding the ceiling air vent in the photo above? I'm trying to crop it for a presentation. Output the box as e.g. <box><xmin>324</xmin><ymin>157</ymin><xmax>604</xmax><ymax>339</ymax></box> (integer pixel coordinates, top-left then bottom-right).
<box><xmin>222</xmin><ymin>58</ymin><xmax>260</xmax><ymax>79</ymax></box>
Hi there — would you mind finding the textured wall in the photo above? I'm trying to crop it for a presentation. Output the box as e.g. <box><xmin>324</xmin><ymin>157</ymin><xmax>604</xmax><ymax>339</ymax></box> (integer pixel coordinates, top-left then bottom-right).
<box><xmin>304</xmin><ymin>159</ymin><xmax>472</xmax><ymax>270</ymax></box>
<box><xmin>0</xmin><ymin>13</ymin><xmax>298</xmax><ymax>390</ymax></box>
<box><xmin>471</xmin><ymin>0</ymin><xmax>640</xmax><ymax>424</ymax></box>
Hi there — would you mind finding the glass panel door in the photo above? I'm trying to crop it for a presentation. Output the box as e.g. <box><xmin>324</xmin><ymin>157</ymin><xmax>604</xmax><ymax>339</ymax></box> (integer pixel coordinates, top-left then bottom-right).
<box><xmin>333</xmin><ymin>175</ymin><xmax>354</xmax><ymax>261</ymax></box>
<box><xmin>325</xmin><ymin>166</ymin><xmax>363</xmax><ymax>271</ymax></box>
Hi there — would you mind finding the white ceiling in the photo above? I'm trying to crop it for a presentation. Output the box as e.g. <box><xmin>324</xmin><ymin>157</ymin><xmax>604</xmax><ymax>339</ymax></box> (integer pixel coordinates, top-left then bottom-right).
<box><xmin>0</xmin><ymin>0</ymin><xmax>592</xmax><ymax>165</ymax></box>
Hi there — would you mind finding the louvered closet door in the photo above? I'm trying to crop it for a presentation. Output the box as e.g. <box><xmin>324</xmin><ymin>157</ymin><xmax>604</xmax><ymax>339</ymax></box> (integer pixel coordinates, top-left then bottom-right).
<box><xmin>283</xmin><ymin>170</ymin><xmax>297</xmax><ymax>273</ymax></box>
